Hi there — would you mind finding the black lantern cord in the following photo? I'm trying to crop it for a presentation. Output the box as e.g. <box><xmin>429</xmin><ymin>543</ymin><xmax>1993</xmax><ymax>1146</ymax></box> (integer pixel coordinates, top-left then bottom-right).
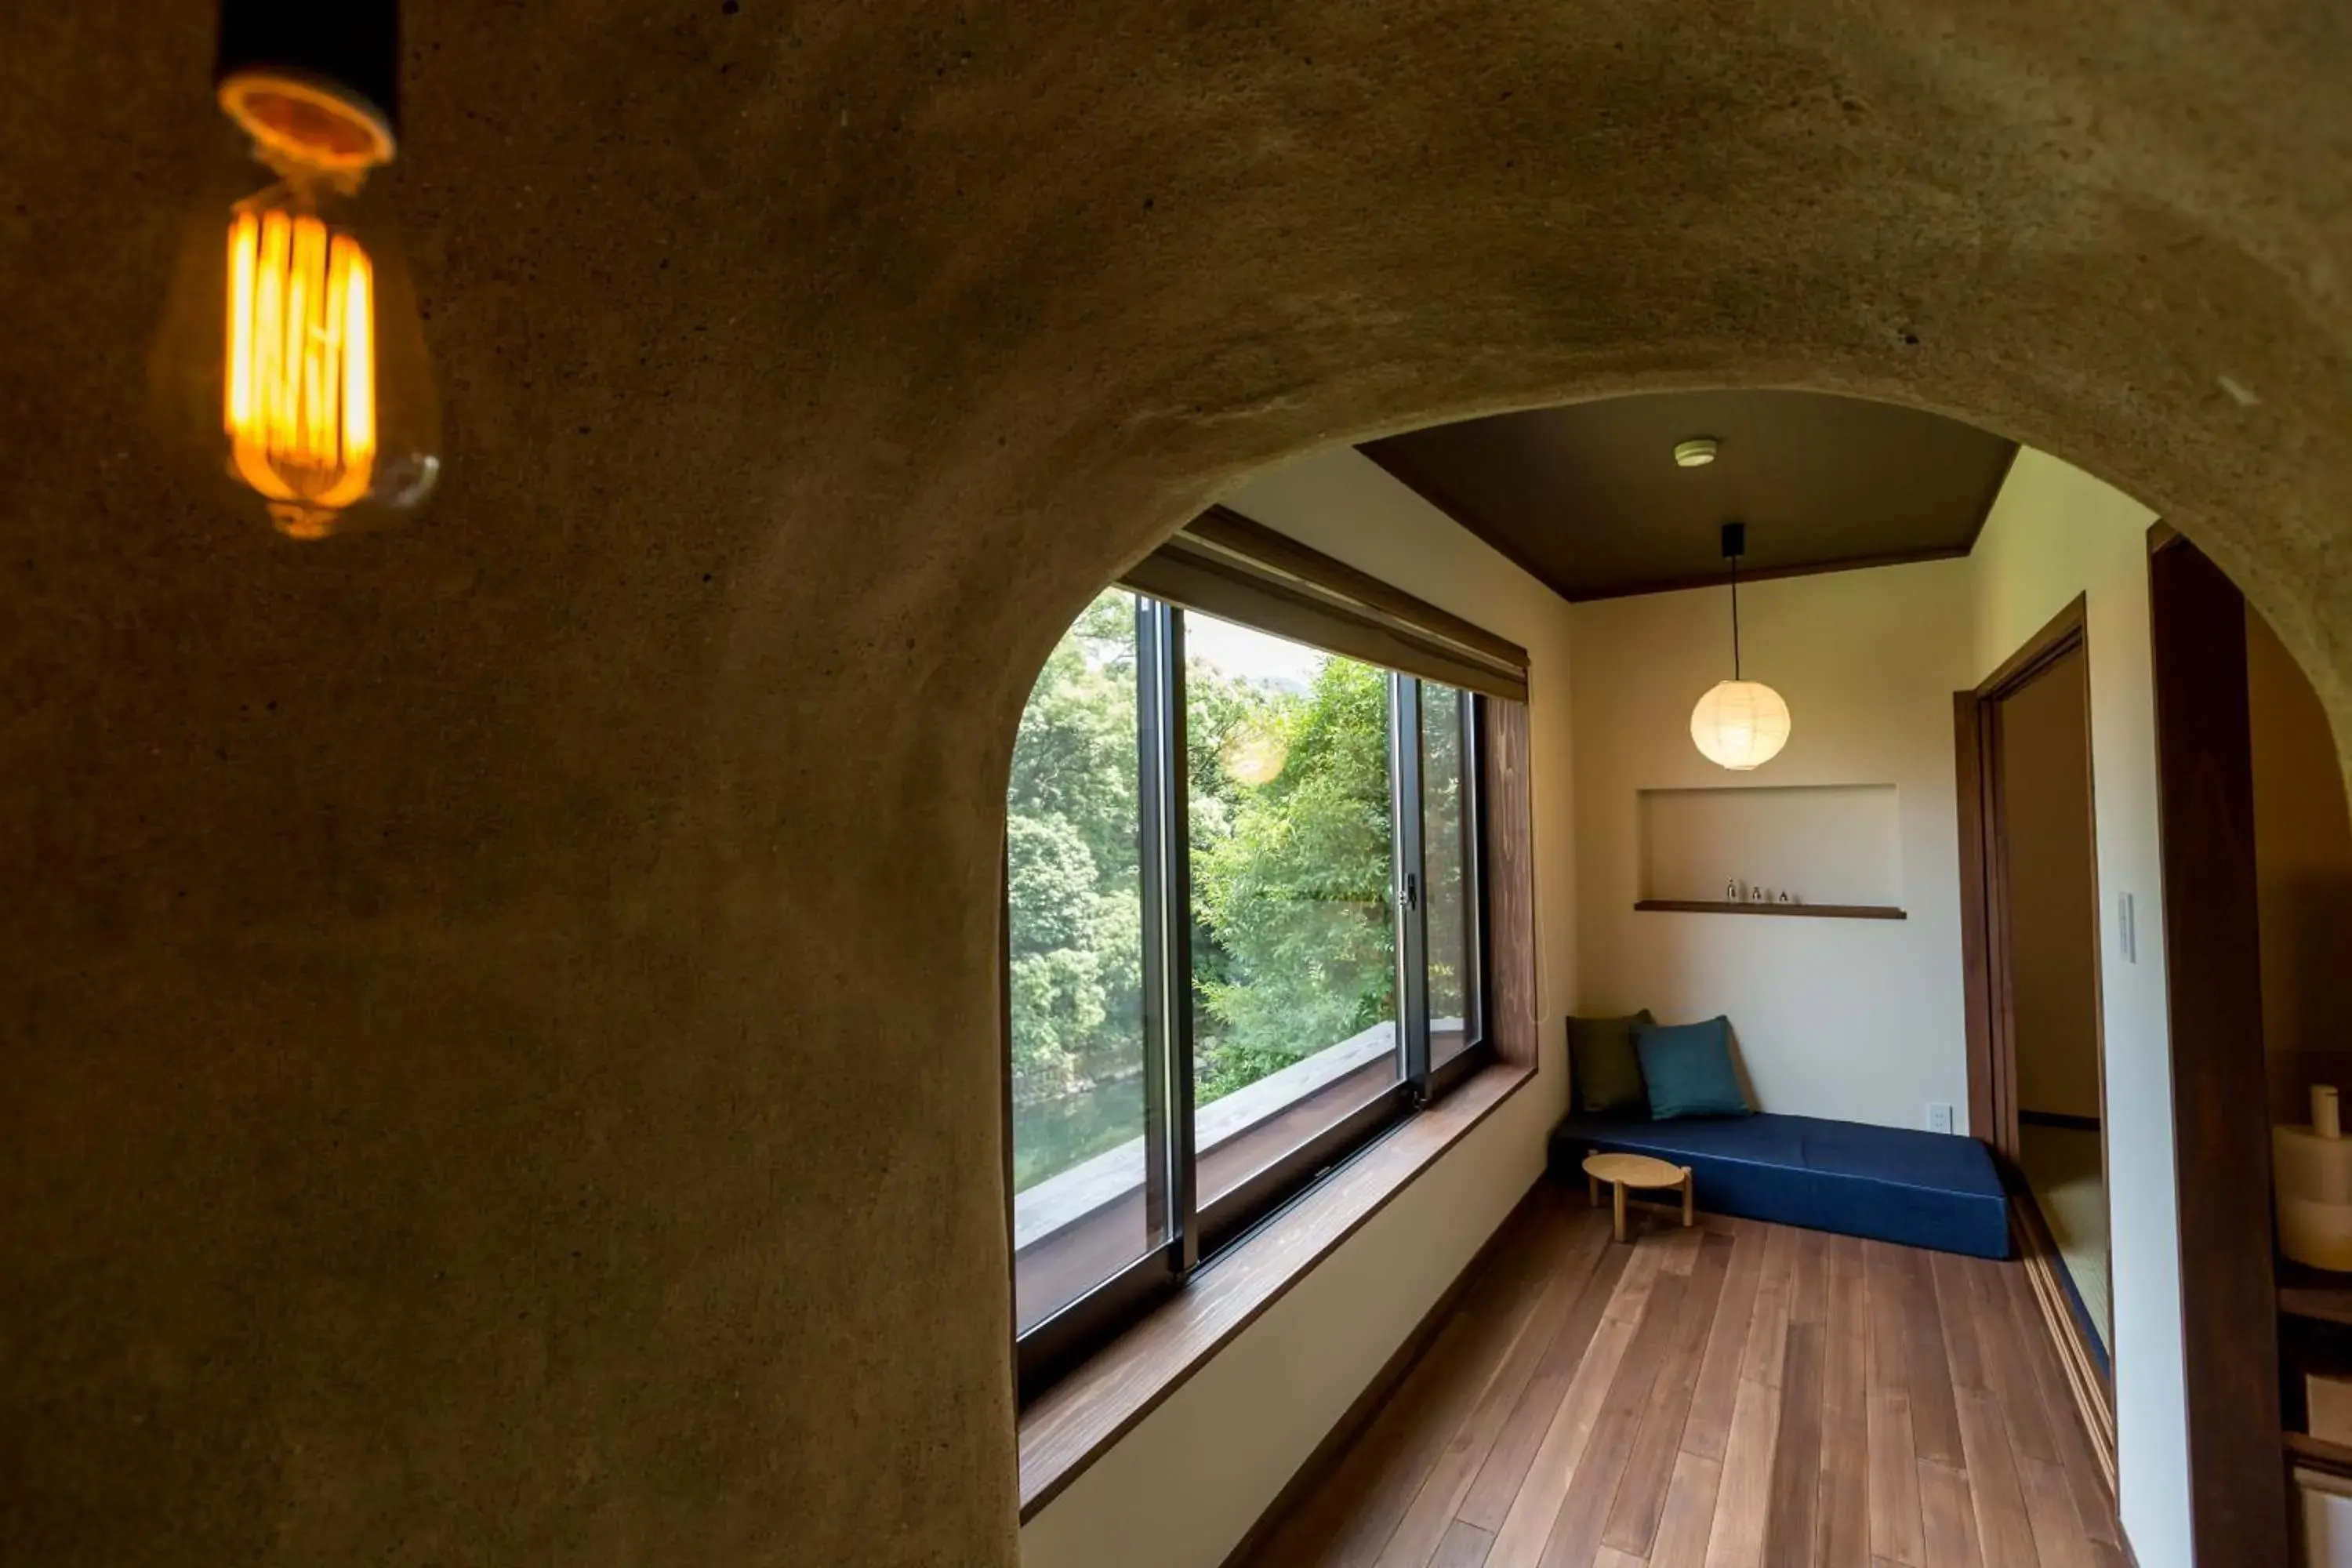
<box><xmin>1731</xmin><ymin>550</ymin><xmax>1742</xmax><ymax>680</ymax></box>
<box><xmin>1721</xmin><ymin>521</ymin><xmax>1748</xmax><ymax>681</ymax></box>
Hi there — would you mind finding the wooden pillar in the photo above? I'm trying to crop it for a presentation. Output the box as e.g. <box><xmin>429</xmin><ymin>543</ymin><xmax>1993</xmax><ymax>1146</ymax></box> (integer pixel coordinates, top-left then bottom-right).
<box><xmin>2149</xmin><ymin>533</ymin><xmax>2288</xmax><ymax>1566</ymax></box>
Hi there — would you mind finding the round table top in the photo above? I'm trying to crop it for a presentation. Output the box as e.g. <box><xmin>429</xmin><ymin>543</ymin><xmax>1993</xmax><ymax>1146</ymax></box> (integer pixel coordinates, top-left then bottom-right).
<box><xmin>1581</xmin><ymin>1152</ymin><xmax>1688</xmax><ymax>1189</ymax></box>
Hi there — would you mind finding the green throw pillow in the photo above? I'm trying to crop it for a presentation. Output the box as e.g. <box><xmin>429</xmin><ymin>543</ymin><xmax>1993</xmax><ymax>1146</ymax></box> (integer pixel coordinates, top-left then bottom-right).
<box><xmin>1635</xmin><ymin>1015</ymin><xmax>1753</xmax><ymax>1120</ymax></box>
<box><xmin>1568</xmin><ymin>1010</ymin><xmax>1653</xmax><ymax>1117</ymax></box>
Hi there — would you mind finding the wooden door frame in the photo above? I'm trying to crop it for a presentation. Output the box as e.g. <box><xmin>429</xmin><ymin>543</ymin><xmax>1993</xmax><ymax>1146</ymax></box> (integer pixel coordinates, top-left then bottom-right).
<box><xmin>1956</xmin><ymin>592</ymin><xmax>2103</xmax><ymax>1155</ymax></box>
<box><xmin>1953</xmin><ymin>592</ymin><xmax>2118</xmax><ymax>1482</ymax></box>
<box><xmin>2146</xmin><ymin>530</ymin><xmax>2288</xmax><ymax>1566</ymax></box>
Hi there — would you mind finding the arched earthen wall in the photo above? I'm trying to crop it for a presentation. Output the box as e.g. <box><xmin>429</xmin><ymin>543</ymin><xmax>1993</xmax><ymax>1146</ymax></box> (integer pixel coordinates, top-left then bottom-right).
<box><xmin>2</xmin><ymin>3</ymin><xmax>2345</xmax><ymax>1563</ymax></box>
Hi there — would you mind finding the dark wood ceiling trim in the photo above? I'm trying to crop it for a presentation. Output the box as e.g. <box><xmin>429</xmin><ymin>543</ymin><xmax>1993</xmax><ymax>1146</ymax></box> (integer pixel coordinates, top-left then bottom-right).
<box><xmin>1355</xmin><ymin>441</ymin><xmax>1586</xmax><ymax>604</ymax></box>
<box><xmin>1561</xmin><ymin>543</ymin><xmax>1976</xmax><ymax>604</ymax></box>
<box><xmin>1960</xmin><ymin>444</ymin><xmax>2022</xmax><ymax>557</ymax></box>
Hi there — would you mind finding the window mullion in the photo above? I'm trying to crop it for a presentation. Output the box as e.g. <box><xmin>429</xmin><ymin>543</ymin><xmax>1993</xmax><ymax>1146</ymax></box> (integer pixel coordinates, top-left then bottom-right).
<box><xmin>1134</xmin><ymin>600</ymin><xmax>1174</xmax><ymax>1258</ymax></box>
<box><xmin>1152</xmin><ymin>604</ymin><xmax>1199</xmax><ymax>1276</ymax></box>
<box><xmin>1462</xmin><ymin>690</ymin><xmax>1488</xmax><ymax>1048</ymax></box>
<box><xmin>1395</xmin><ymin>674</ymin><xmax>1432</xmax><ymax>1094</ymax></box>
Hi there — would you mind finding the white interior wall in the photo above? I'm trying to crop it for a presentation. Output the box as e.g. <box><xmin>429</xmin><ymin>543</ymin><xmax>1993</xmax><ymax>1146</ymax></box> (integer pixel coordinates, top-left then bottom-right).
<box><xmin>1568</xmin><ymin>559</ymin><xmax>1975</xmax><ymax>1131</ymax></box>
<box><xmin>1967</xmin><ymin>446</ymin><xmax>2187</xmax><ymax>1567</ymax></box>
<box><xmin>1639</xmin><ymin>784</ymin><xmax>1904</xmax><ymax>909</ymax></box>
<box><xmin>1018</xmin><ymin>445</ymin><xmax>1577</xmax><ymax>1568</ymax></box>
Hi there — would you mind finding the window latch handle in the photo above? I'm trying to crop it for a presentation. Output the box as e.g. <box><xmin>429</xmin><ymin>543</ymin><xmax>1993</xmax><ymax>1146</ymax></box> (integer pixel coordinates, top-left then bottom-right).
<box><xmin>1403</xmin><ymin>872</ymin><xmax>1420</xmax><ymax>910</ymax></box>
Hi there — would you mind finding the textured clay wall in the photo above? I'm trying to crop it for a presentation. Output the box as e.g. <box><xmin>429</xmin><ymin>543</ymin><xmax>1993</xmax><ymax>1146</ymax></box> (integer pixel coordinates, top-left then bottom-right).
<box><xmin>2</xmin><ymin>4</ymin><xmax>2349</xmax><ymax>1565</ymax></box>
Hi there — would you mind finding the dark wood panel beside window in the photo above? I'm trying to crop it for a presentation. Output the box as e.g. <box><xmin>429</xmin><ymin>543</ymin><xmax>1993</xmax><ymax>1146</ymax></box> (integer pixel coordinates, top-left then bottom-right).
<box><xmin>1482</xmin><ymin>697</ymin><xmax>1537</xmax><ymax>1073</ymax></box>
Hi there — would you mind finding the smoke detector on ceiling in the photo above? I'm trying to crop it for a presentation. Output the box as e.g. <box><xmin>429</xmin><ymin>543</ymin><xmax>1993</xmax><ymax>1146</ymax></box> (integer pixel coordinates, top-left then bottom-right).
<box><xmin>1673</xmin><ymin>437</ymin><xmax>1720</xmax><ymax>468</ymax></box>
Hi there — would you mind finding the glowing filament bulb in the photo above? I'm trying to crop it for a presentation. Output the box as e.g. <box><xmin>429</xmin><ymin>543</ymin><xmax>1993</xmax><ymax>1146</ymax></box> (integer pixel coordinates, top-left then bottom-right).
<box><xmin>150</xmin><ymin>64</ymin><xmax>436</xmax><ymax>538</ymax></box>
<box><xmin>222</xmin><ymin>206</ymin><xmax>378</xmax><ymax>538</ymax></box>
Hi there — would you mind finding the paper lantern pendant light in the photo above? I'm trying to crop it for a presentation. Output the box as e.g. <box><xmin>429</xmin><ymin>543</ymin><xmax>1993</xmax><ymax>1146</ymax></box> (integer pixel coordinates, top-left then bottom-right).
<box><xmin>1690</xmin><ymin>523</ymin><xmax>1791</xmax><ymax>771</ymax></box>
<box><xmin>1692</xmin><ymin>679</ymin><xmax>1792</xmax><ymax>770</ymax></box>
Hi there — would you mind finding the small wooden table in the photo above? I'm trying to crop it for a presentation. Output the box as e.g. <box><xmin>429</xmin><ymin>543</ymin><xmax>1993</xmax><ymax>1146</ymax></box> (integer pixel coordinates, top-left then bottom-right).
<box><xmin>1582</xmin><ymin>1152</ymin><xmax>1694</xmax><ymax>1243</ymax></box>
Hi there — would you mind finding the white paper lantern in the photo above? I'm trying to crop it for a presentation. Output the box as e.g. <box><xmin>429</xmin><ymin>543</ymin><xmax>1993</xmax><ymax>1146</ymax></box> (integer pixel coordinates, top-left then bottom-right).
<box><xmin>1690</xmin><ymin>679</ymin><xmax>1791</xmax><ymax>771</ymax></box>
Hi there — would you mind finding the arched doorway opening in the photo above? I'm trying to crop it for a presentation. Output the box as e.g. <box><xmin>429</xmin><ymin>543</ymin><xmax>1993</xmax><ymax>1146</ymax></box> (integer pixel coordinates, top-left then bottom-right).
<box><xmin>1007</xmin><ymin>390</ymin><xmax>2333</xmax><ymax>1566</ymax></box>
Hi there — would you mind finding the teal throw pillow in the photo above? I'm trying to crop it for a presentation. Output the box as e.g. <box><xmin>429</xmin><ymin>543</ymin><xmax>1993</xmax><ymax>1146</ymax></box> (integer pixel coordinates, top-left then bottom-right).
<box><xmin>1568</xmin><ymin>1010</ymin><xmax>1653</xmax><ymax>1117</ymax></box>
<box><xmin>1636</xmin><ymin>1016</ymin><xmax>1752</xmax><ymax>1120</ymax></box>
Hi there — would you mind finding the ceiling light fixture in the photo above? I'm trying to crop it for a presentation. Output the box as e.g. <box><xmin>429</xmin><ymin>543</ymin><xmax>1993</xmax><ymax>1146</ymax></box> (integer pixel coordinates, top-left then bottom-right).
<box><xmin>1673</xmin><ymin>437</ymin><xmax>1720</xmax><ymax>468</ymax></box>
<box><xmin>1690</xmin><ymin>522</ymin><xmax>1792</xmax><ymax>771</ymax></box>
<box><xmin>150</xmin><ymin>0</ymin><xmax>440</xmax><ymax>539</ymax></box>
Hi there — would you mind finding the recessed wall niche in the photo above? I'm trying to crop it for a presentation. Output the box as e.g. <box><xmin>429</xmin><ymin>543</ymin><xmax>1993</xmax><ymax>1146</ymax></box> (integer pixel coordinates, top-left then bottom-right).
<box><xmin>1636</xmin><ymin>783</ymin><xmax>1904</xmax><ymax>918</ymax></box>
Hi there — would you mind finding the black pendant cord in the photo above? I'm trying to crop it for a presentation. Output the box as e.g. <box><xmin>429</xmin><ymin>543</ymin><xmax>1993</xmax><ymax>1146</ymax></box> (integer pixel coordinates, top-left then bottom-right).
<box><xmin>1730</xmin><ymin>551</ymin><xmax>1742</xmax><ymax>681</ymax></box>
<box><xmin>1719</xmin><ymin>520</ymin><xmax>1748</xmax><ymax>682</ymax></box>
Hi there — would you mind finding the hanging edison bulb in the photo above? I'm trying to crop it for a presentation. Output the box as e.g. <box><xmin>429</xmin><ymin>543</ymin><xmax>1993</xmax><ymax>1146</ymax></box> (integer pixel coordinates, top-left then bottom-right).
<box><xmin>151</xmin><ymin>3</ymin><xmax>437</xmax><ymax>539</ymax></box>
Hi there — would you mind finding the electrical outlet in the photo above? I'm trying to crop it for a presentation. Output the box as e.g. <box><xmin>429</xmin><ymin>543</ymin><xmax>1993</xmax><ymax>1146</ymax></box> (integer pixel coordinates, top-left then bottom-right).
<box><xmin>1926</xmin><ymin>1102</ymin><xmax>1955</xmax><ymax>1135</ymax></box>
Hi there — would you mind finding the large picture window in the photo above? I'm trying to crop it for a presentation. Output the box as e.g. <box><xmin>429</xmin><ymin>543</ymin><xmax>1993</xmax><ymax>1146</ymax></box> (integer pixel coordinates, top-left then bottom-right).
<box><xmin>1007</xmin><ymin>583</ymin><xmax>1493</xmax><ymax>1396</ymax></box>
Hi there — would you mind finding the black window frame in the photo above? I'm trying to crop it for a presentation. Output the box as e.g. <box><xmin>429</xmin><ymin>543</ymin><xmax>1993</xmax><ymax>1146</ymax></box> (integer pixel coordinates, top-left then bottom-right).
<box><xmin>1011</xmin><ymin>596</ymin><xmax>1497</xmax><ymax>1404</ymax></box>
<box><xmin>1414</xmin><ymin>681</ymin><xmax>1492</xmax><ymax>1106</ymax></box>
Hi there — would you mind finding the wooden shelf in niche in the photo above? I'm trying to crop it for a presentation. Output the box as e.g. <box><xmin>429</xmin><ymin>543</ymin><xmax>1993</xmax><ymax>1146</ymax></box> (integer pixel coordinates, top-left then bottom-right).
<box><xmin>1634</xmin><ymin>898</ymin><xmax>1907</xmax><ymax>921</ymax></box>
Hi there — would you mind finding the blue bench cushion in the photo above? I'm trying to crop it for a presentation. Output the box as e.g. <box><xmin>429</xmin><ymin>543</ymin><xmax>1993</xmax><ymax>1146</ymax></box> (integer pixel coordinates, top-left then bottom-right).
<box><xmin>1548</xmin><ymin>1111</ymin><xmax>2010</xmax><ymax>1260</ymax></box>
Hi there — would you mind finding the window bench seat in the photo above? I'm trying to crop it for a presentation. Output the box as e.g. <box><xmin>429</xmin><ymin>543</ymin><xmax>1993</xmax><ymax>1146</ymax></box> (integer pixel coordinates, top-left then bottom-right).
<box><xmin>1546</xmin><ymin>1112</ymin><xmax>2012</xmax><ymax>1260</ymax></box>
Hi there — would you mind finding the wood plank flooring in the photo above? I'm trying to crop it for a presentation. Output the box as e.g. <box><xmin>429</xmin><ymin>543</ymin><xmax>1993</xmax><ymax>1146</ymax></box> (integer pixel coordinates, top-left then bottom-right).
<box><xmin>1239</xmin><ymin>1189</ymin><xmax>2119</xmax><ymax>1568</ymax></box>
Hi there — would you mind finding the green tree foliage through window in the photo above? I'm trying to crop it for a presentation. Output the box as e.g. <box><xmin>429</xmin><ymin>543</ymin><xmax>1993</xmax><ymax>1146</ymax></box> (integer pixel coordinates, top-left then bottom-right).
<box><xmin>1006</xmin><ymin>593</ymin><xmax>1403</xmax><ymax>1192</ymax></box>
<box><xmin>1421</xmin><ymin>684</ymin><xmax>1472</xmax><ymax>1054</ymax></box>
<box><xmin>1188</xmin><ymin>648</ymin><xmax>1396</xmax><ymax>1102</ymax></box>
<box><xmin>1006</xmin><ymin>591</ymin><xmax>1144</xmax><ymax>1189</ymax></box>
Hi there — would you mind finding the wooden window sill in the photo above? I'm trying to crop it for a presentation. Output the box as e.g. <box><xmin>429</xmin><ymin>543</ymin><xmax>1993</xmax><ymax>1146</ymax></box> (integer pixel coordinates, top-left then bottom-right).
<box><xmin>1016</xmin><ymin>1058</ymin><xmax>1537</xmax><ymax>1522</ymax></box>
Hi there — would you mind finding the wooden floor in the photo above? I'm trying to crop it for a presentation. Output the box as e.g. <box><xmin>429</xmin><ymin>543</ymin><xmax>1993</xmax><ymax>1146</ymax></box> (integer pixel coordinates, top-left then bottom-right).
<box><xmin>1240</xmin><ymin>1189</ymin><xmax>2121</xmax><ymax>1568</ymax></box>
